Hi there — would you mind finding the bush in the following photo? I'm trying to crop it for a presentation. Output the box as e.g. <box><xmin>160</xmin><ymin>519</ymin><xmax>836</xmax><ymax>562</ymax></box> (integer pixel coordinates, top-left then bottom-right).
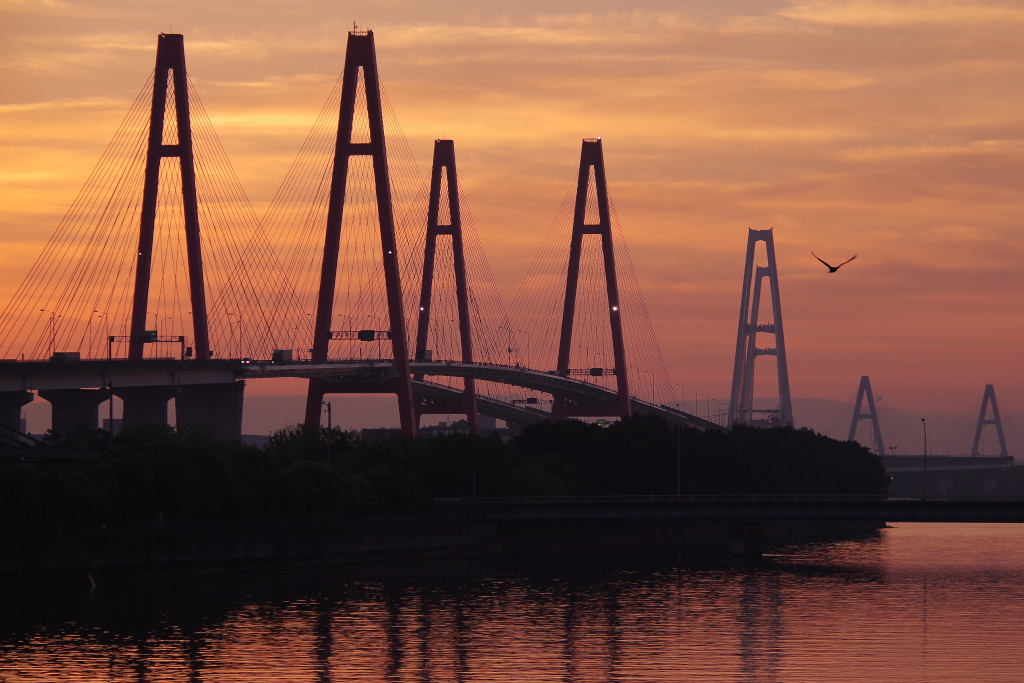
<box><xmin>0</xmin><ymin>417</ymin><xmax>886</xmax><ymax>523</ymax></box>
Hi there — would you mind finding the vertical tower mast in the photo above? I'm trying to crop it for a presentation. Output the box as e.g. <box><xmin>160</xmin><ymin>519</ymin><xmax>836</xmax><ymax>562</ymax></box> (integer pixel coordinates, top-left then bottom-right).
<box><xmin>728</xmin><ymin>229</ymin><xmax>792</xmax><ymax>427</ymax></box>
<box><xmin>848</xmin><ymin>375</ymin><xmax>886</xmax><ymax>456</ymax></box>
<box><xmin>971</xmin><ymin>384</ymin><xmax>1008</xmax><ymax>457</ymax></box>
<box><xmin>303</xmin><ymin>30</ymin><xmax>417</xmax><ymax>435</ymax></box>
<box><xmin>129</xmin><ymin>33</ymin><xmax>209</xmax><ymax>360</ymax></box>
<box><xmin>552</xmin><ymin>138</ymin><xmax>631</xmax><ymax>420</ymax></box>
<box><xmin>413</xmin><ymin>140</ymin><xmax>479</xmax><ymax>433</ymax></box>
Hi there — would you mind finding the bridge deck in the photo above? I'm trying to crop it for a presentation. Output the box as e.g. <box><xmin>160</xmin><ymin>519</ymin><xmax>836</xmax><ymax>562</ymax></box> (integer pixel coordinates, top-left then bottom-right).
<box><xmin>0</xmin><ymin>358</ymin><xmax>717</xmax><ymax>429</ymax></box>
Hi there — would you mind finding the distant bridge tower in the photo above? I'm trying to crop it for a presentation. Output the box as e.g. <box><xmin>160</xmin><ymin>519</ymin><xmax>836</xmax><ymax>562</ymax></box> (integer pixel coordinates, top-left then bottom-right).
<box><xmin>551</xmin><ymin>138</ymin><xmax>631</xmax><ymax>421</ymax></box>
<box><xmin>848</xmin><ymin>376</ymin><xmax>885</xmax><ymax>456</ymax></box>
<box><xmin>303</xmin><ymin>30</ymin><xmax>417</xmax><ymax>435</ymax></box>
<box><xmin>412</xmin><ymin>140</ymin><xmax>479</xmax><ymax>433</ymax></box>
<box><xmin>971</xmin><ymin>384</ymin><xmax>1008</xmax><ymax>457</ymax></box>
<box><xmin>129</xmin><ymin>33</ymin><xmax>209</xmax><ymax>361</ymax></box>
<box><xmin>728</xmin><ymin>229</ymin><xmax>793</xmax><ymax>427</ymax></box>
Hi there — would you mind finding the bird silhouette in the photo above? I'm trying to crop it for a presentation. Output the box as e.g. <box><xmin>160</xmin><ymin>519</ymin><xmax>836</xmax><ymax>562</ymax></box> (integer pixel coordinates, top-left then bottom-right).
<box><xmin>812</xmin><ymin>251</ymin><xmax>857</xmax><ymax>273</ymax></box>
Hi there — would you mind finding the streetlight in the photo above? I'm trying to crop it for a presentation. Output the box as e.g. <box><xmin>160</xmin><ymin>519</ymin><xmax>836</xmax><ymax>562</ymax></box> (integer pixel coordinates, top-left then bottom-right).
<box><xmin>39</xmin><ymin>309</ymin><xmax>61</xmax><ymax>357</ymax></box>
<box><xmin>673</xmin><ymin>383</ymin><xmax>688</xmax><ymax>413</ymax></box>
<box><xmin>921</xmin><ymin>418</ymin><xmax>928</xmax><ymax>501</ymax></box>
<box><xmin>87</xmin><ymin>310</ymin><xmax>104</xmax><ymax>359</ymax></box>
<box><xmin>322</xmin><ymin>400</ymin><xmax>332</xmax><ymax>464</ymax></box>
<box><xmin>517</xmin><ymin>329</ymin><xmax>531</xmax><ymax>369</ymax></box>
<box><xmin>227</xmin><ymin>312</ymin><xmax>243</xmax><ymax>358</ymax></box>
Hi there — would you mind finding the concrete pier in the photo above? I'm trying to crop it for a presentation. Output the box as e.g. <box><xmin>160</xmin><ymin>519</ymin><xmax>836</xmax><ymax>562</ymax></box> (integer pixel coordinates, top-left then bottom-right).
<box><xmin>38</xmin><ymin>388</ymin><xmax>107</xmax><ymax>434</ymax></box>
<box><xmin>116</xmin><ymin>386</ymin><xmax>176</xmax><ymax>430</ymax></box>
<box><xmin>0</xmin><ymin>390</ymin><xmax>32</xmax><ymax>433</ymax></box>
<box><xmin>176</xmin><ymin>381</ymin><xmax>245</xmax><ymax>441</ymax></box>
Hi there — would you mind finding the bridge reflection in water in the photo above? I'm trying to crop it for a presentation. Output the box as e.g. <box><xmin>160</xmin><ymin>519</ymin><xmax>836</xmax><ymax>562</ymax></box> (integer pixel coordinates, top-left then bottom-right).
<box><xmin>2</xmin><ymin>524</ymin><xmax>1024</xmax><ymax>682</ymax></box>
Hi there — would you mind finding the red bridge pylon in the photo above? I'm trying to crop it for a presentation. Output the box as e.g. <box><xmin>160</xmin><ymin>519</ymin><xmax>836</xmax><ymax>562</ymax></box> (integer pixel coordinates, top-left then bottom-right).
<box><xmin>412</xmin><ymin>140</ymin><xmax>479</xmax><ymax>433</ymax></box>
<box><xmin>130</xmin><ymin>33</ymin><xmax>209</xmax><ymax>361</ymax></box>
<box><xmin>552</xmin><ymin>138</ymin><xmax>631</xmax><ymax>420</ymax></box>
<box><xmin>303</xmin><ymin>30</ymin><xmax>417</xmax><ymax>435</ymax></box>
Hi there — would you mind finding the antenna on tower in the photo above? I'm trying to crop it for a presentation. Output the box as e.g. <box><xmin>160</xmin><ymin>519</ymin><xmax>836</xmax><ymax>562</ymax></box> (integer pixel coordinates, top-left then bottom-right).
<box><xmin>728</xmin><ymin>228</ymin><xmax>793</xmax><ymax>427</ymax></box>
<box><xmin>971</xmin><ymin>384</ymin><xmax>1008</xmax><ymax>457</ymax></box>
<box><xmin>848</xmin><ymin>376</ymin><xmax>885</xmax><ymax>456</ymax></box>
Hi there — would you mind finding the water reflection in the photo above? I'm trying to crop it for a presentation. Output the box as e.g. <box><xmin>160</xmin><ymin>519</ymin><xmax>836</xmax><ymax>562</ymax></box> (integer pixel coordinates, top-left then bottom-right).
<box><xmin>3</xmin><ymin>524</ymin><xmax>1024</xmax><ymax>682</ymax></box>
<box><xmin>738</xmin><ymin>573</ymin><xmax>783</xmax><ymax>682</ymax></box>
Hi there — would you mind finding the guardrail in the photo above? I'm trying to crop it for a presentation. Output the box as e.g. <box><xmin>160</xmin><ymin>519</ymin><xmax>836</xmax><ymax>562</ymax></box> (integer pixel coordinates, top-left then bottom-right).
<box><xmin>435</xmin><ymin>494</ymin><xmax>890</xmax><ymax>504</ymax></box>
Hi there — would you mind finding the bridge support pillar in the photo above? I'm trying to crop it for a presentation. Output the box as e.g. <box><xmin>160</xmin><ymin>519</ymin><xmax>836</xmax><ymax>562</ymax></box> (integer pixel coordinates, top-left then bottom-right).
<box><xmin>176</xmin><ymin>382</ymin><xmax>245</xmax><ymax>441</ymax></box>
<box><xmin>117</xmin><ymin>386</ymin><xmax>176</xmax><ymax>431</ymax></box>
<box><xmin>729</xmin><ymin>521</ymin><xmax>763</xmax><ymax>562</ymax></box>
<box><xmin>38</xmin><ymin>388</ymin><xmax>106</xmax><ymax>434</ymax></box>
<box><xmin>0</xmin><ymin>390</ymin><xmax>32</xmax><ymax>433</ymax></box>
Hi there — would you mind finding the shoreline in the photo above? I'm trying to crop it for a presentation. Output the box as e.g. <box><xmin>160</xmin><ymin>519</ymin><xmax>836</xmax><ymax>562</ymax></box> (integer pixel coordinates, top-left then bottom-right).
<box><xmin>0</xmin><ymin>513</ymin><xmax>882</xmax><ymax>590</ymax></box>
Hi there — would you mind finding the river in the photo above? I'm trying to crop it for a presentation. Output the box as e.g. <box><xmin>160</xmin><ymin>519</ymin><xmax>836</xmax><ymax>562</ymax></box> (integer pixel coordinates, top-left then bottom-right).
<box><xmin>2</xmin><ymin>523</ymin><xmax>1023</xmax><ymax>682</ymax></box>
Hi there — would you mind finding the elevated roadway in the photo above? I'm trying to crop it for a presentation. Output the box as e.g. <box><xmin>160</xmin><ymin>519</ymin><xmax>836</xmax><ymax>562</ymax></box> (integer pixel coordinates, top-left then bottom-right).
<box><xmin>0</xmin><ymin>357</ymin><xmax>719</xmax><ymax>435</ymax></box>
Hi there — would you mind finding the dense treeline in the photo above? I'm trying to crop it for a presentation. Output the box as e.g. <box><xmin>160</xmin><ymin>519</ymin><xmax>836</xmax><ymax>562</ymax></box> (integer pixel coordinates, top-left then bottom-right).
<box><xmin>0</xmin><ymin>415</ymin><xmax>887</xmax><ymax>523</ymax></box>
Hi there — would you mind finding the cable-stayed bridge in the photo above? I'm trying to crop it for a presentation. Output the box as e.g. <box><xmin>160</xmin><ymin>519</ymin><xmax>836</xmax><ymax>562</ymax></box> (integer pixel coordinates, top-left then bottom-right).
<box><xmin>0</xmin><ymin>31</ymin><xmax>719</xmax><ymax>440</ymax></box>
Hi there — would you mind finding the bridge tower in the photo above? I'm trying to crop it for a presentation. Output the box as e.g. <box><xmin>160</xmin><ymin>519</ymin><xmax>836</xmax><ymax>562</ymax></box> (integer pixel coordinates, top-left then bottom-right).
<box><xmin>129</xmin><ymin>33</ymin><xmax>209</xmax><ymax>361</ymax></box>
<box><xmin>551</xmin><ymin>138</ymin><xmax>631</xmax><ymax>421</ymax></box>
<box><xmin>412</xmin><ymin>140</ymin><xmax>480</xmax><ymax>433</ymax></box>
<box><xmin>303</xmin><ymin>30</ymin><xmax>417</xmax><ymax>435</ymax></box>
<box><xmin>728</xmin><ymin>229</ymin><xmax>793</xmax><ymax>427</ymax></box>
<box><xmin>848</xmin><ymin>375</ymin><xmax>885</xmax><ymax>456</ymax></box>
<box><xmin>971</xmin><ymin>384</ymin><xmax>1008</xmax><ymax>457</ymax></box>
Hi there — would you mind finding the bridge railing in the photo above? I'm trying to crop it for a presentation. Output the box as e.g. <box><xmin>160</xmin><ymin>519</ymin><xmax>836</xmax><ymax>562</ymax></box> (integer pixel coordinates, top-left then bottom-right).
<box><xmin>435</xmin><ymin>494</ymin><xmax>890</xmax><ymax>504</ymax></box>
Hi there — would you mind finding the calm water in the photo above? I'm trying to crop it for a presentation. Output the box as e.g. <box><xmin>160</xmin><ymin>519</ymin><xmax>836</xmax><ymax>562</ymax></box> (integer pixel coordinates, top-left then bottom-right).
<box><xmin>3</xmin><ymin>523</ymin><xmax>1024</xmax><ymax>682</ymax></box>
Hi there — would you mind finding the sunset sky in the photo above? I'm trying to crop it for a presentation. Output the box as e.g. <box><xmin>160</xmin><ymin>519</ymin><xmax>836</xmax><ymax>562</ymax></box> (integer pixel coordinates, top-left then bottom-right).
<box><xmin>1</xmin><ymin>0</ymin><xmax>1022</xmax><ymax>420</ymax></box>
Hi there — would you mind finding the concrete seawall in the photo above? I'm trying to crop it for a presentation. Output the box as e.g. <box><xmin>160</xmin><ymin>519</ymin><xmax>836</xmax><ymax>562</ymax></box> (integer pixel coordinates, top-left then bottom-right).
<box><xmin>0</xmin><ymin>514</ymin><xmax>880</xmax><ymax>589</ymax></box>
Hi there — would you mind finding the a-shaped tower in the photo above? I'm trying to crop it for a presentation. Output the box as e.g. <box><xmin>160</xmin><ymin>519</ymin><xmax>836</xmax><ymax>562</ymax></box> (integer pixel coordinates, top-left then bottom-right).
<box><xmin>129</xmin><ymin>33</ymin><xmax>209</xmax><ymax>360</ymax></box>
<box><xmin>848</xmin><ymin>375</ymin><xmax>885</xmax><ymax>456</ymax></box>
<box><xmin>303</xmin><ymin>30</ymin><xmax>417</xmax><ymax>435</ymax></box>
<box><xmin>971</xmin><ymin>384</ymin><xmax>1008</xmax><ymax>457</ymax></box>
<box><xmin>551</xmin><ymin>138</ymin><xmax>631</xmax><ymax>420</ymax></box>
<box><xmin>412</xmin><ymin>139</ymin><xmax>479</xmax><ymax>432</ymax></box>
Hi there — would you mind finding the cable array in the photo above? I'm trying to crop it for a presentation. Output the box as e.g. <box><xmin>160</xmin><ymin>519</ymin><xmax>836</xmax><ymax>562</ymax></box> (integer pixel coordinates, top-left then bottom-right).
<box><xmin>0</xmin><ymin>73</ymin><xmax>291</xmax><ymax>360</ymax></box>
<box><xmin>509</xmin><ymin>166</ymin><xmax>677</xmax><ymax>409</ymax></box>
<box><xmin>404</xmin><ymin>170</ymin><xmax>527</xmax><ymax>407</ymax></box>
<box><xmin>260</xmin><ymin>71</ymin><xmax>426</xmax><ymax>360</ymax></box>
<box><xmin>259</xmin><ymin>68</ymin><xmax>525</xmax><ymax>409</ymax></box>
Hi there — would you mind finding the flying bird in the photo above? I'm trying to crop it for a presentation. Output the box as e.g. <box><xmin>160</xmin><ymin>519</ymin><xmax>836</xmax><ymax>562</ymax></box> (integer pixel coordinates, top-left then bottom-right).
<box><xmin>812</xmin><ymin>252</ymin><xmax>857</xmax><ymax>273</ymax></box>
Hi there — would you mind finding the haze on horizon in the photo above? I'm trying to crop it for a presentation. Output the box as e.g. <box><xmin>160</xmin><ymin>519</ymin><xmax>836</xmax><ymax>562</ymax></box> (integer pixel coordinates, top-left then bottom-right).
<box><xmin>1</xmin><ymin>0</ymin><xmax>1022</xmax><ymax>421</ymax></box>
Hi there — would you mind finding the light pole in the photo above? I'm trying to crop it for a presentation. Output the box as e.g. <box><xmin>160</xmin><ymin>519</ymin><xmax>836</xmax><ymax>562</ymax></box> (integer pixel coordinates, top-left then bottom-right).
<box><xmin>471</xmin><ymin>432</ymin><xmax>477</xmax><ymax>499</ymax></box>
<box><xmin>517</xmin><ymin>329</ymin><xmax>531</xmax><ymax>369</ymax></box>
<box><xmin>322</xmin><ymin>400</ymin><xmax>332</xmax><ymax>464</ymax></box>
<box><xmin>922</xmin><ymin>418</ymin><xmax>928</xmax><ymax>501</ymax></box>
<box><xmin>87</xmin><ymin>310</ymin><xmax>103</xmax><ymax>359</ymax></box>
<box><xmin>227</xmin><ymin>313</ymin><xmax>243</xmax><ymax>358</ymax></box>
<box><xmin>676</xmin><ymin>424</ymin><xmax>681</xmax><ymax>496</ymax></box>
<box><xmin>39</xmin><ymin>309</ymin><xmax>60</xmax><ymax>357</ymax></box>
